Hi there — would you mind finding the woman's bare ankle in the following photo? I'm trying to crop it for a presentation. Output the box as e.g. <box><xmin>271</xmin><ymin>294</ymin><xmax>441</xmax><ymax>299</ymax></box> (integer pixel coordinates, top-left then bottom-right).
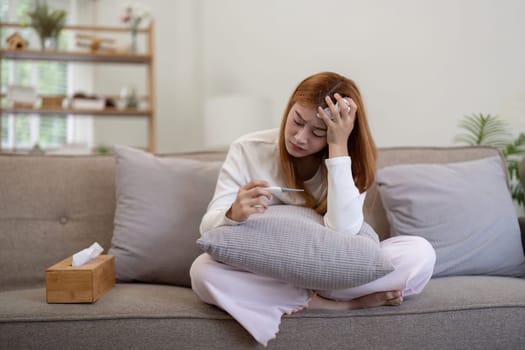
<box><xmin>351</xmin><ymin>291</ymin><xmax>403</xmax><ymax>309</ymax></box>
<box><xmin>307</xmin><ymin>291</ymin><xmax>403</xmax><ymax>310</ymax></box>
<box><xmin>307</xmin><ymin>294</ymin><xmax>354</xmax><ymax>310</ymax></box>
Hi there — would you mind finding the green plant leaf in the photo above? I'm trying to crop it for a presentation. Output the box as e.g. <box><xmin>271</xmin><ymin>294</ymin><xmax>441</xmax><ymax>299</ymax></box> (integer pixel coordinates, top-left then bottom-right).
<box><xmin>455</xmin><ymin>113</ymin><xmax>524</xmax><ymax>210</ymax></box>
<box><xmin>511</xmin><ymin>182</ymin><xmax>524</xmax><ymax>207</ymax></box>
<box><xmin>504</xmin><ymin>133</ymin><xmax>525</xmax><ymax>157</ymax></box>
<box><xmin>26</xmin><ymin>0</ymin><xmax>67</xmax><ymax>43</ymax></box>
<box><xmin>508</xmin><ymin>159</ymin><xmax>519</xmax><ymax>179</ymax></box>
<box><xmin>454</xmin><ymin>113</ymin><xmax>511</xmax><ymax>148</ymax></box>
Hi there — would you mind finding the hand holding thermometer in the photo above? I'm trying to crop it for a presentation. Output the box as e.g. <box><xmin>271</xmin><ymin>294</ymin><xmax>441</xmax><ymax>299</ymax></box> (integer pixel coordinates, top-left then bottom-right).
<box><xmin>253</xmin><ymin>186</ymin><xmax>304</xmax><ymax>208</ymax></box>
<box><xmin>264</xmin><ymin>186</ymin><xmax>304</xmax><ymax>193</ymax></box>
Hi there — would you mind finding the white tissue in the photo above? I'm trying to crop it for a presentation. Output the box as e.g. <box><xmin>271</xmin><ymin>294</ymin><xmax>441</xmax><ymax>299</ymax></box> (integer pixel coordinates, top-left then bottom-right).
<box><xmin>72</xmin><ymin>242</ymin><xmax>104</xmax><ymax>266</ymax></box>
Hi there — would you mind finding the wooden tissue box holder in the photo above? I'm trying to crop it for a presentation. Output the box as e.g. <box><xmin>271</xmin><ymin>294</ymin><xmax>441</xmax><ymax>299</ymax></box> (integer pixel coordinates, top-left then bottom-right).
<box><xmin>46</xmin><ymin>255</ymin><xmax>115</xmax><ymax>303</ymax></box>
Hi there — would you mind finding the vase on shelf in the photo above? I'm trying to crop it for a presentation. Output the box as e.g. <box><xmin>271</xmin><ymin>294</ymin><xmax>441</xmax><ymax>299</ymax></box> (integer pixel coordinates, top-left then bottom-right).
<box><xmin>120</xmin><ymin>85</ymin><xmax>138</xmax><ymax>109</ymax></box>
<box><xmin>42</xmin><ymin>36</ymin><xmax>58</xmax><ymax>50</ymax></box>
<box><xmin>120</xmin><ymin>4</ymin><xmax>149</xmax><ymax>54</ymax></box>
<box><xmin>130</xmin><ymin>27</ymin><xmax>138</xmax><ymax>53</ymax></box>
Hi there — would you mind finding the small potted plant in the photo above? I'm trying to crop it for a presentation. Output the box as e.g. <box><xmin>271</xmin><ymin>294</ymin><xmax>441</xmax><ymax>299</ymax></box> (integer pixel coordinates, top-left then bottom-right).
<box><xmin>26</xmin><ymin>0</ymin><xmax>67</xmax><ymax>50</ymax></box>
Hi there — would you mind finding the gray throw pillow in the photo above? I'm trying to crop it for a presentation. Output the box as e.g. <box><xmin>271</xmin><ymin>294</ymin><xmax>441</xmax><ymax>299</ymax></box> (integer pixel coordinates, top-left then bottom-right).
<box><xmin>109</xmin><ymin>145</ymin><xmax>222</xmax><ymax>286</ymax></box>
<box><xmin>376</xmin><ymin>156</ymin><xmax>525</xmax><ymax>277</ymax></box>
<box><xmin>197</xmin><ymin>205</ymin><xmax>394</xmax><ymax>290</ymax></box>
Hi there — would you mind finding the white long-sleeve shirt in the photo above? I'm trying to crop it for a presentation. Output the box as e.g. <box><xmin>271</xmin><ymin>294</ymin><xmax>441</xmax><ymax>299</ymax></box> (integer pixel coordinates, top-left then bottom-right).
<box><xmin>199</xmin><ymin>128</ymin><xmax>365</xmax><ymax>235</ymax></box>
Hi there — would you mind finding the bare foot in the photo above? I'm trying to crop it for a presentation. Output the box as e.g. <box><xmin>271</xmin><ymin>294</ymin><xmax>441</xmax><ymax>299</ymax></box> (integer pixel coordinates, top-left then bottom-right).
<box><xmin>350</xmin><ymin>291</ymin><xmax>403</xmax><ymax>309</ymax></box>
<box><xmin>307</xmin><ymin>291</ymin><xmax>403</xmax><ymax>310</ymax></box>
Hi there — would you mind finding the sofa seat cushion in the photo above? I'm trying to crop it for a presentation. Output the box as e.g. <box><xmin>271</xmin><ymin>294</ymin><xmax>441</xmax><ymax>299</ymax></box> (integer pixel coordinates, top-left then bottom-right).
<box><xmin>1</xmin><ymin>278</ymin><xmax>525</xmax><ymax>349</ymax></box>
<box><xmin>1</xmin><ymin>278</ymin><xmax>524</xmax><ymax>322</ymax></box>
<box><xmin>0</xmin><ymin>284</ymin><xmax>227</xmax><ymax>322</ymax></box>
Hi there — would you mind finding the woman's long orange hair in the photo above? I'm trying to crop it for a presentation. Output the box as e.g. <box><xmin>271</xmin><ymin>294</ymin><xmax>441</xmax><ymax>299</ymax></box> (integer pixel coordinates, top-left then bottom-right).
<box><xmin>278</xmin><ymin>72</ymin><xmax>377</xmax><ymax>215</ymax></box>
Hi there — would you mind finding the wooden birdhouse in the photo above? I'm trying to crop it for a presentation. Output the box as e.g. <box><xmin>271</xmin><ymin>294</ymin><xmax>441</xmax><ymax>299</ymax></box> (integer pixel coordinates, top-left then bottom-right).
<box><xmin>6</xmin><ymin>32</ymin><xmax>28</xmax><ymax>50</ymax></box>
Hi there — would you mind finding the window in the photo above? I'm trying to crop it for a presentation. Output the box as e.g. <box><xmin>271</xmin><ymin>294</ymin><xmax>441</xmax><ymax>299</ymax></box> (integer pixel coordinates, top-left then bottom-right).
<box><xmin>1</xmin><ymin>0</ymin><xmax>92</xmax><ymax>152</ymax></box>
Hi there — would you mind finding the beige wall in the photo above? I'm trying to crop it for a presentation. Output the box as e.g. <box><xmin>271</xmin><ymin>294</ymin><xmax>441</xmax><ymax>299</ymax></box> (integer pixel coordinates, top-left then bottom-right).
<box><xmin>92</xmin><ymin>0</ymin><xmax>525</xmax><ymax>152</ymax></box>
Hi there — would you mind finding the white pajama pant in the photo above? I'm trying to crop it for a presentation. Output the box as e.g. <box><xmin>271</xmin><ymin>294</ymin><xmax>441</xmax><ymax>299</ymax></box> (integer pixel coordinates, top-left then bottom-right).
<box><xmin>190</xmin><ymin>235</ymin><xmax>436</xmax><ymax>346</ymax></box>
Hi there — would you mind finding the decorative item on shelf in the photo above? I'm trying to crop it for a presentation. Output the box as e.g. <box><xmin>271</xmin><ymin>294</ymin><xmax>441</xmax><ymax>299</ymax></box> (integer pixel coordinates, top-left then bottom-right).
<box><xmin>119</xmin><ymin>2</ymin><xmax>150</xmax><ymax>53</ymax></box>
<box><xmin>6</xmin><ymin>32</ymin><xmax>28</xmax><ymax>50</ymax></box>
<box><xmin>40</xmin><ymin>95</ymin><xmax>65</xmax><ymax>109</ymax></box>
<box><xmin>75</xmin><ymin>33</ymin><xmax>116</xmax><ymax>53</ymax></box>
<box><xmin>7</xmin><ymin>84</ymin><xmax>37</xmax><ymax>108</ymax></box>
<box><xmin>68</xmin><ymin>92</ymin><xmax>105</xmax><ymax>110</ymax></box>
<box><xmin>119</xmin><ymin>85</ymin><xmax>138</xmax><ymax>109</ymax></box>
<box><xmin>105</xmin><ymin>97</ymin><xmax>116</xmax><ymax>109</ymax></box>
<box><xmin>26</xmin><ymin>0</ymin><xmax>67</xmax><ymax>50</ymax></box>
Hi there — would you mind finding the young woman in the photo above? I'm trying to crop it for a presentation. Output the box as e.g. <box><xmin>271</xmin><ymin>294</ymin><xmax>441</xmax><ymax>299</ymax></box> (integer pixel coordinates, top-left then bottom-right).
<box><xmin>190</xmin><ymin>72</ymin><xmax>436</xmax><ymax>346</ymax></box>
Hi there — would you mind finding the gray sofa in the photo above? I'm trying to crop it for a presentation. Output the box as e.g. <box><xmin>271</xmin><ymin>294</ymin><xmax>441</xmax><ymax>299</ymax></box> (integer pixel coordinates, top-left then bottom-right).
<box><xmin>1</xmin><ymin>146</ymin><xmax>525</xmax><ymax>350</ymax></box>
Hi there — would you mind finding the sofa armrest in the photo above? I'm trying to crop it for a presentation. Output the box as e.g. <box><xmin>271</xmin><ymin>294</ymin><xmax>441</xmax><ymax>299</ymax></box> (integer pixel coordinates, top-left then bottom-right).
<box><xmin>518</xmin><ymin>216</ymin><xmax>525</xmax><ymax>252</ymax></box>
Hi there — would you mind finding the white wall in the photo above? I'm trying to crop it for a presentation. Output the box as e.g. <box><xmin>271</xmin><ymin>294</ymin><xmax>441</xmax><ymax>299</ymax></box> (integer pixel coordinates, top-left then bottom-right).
<box><xmin>92</xmin><ymin>0</ymin><xmax>525</xmax><ymax>152</ymax></box>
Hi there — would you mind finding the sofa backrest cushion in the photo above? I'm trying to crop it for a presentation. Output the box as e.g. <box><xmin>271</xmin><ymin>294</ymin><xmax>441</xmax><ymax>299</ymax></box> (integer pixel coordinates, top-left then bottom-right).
<box><xmin>377</xmin><ymin>156</ymin><xmax>524</xmax><ymax>277</ymax></box>
<box><xmin>0</xmin><ymin>155</ymin><xmax>116</xmax><ymax>291</ymax></box>
<box><xmin>365</xmin><ymin>146</ymin><xmax>505</xmax><ymax>240</ymax></box>
<box><xmin>108</xmin><ymin>145</ymin><xmax>223</xmax><ymax>287</ymax></box>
